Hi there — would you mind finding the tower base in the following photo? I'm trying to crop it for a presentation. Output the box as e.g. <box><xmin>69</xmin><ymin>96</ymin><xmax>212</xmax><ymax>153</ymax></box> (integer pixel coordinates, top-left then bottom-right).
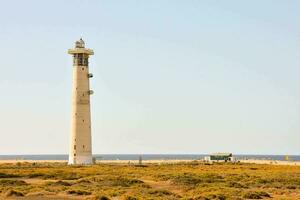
<box><xmin>68</xmin><ymin>155</ymin><xmax>93</xmax><ymax>165</ymax></box>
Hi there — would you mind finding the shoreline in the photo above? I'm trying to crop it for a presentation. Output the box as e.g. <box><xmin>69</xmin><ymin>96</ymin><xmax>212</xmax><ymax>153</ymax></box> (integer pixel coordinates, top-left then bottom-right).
<box><xmin>0</xmin><ymin>159</ymin><xmax>300</xmax><ymax>166</ymax></box>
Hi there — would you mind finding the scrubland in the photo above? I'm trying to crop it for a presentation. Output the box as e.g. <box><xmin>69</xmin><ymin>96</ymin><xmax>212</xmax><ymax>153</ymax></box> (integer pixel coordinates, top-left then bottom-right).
<box><xmin>0</xmin><ymin>161</ymin><xmax>299</xmax><ymax>199</ymax></box>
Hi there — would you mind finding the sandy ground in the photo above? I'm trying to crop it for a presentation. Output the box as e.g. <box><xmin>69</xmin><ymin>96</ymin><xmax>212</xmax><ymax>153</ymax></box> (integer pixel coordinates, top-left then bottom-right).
<box><xmin>0</xmin><ymin>160</ymin><xmax>66</xmax><ymax>164</ymax></box>
<box><xmin>0</xmin><ymin>159</ymin><xmax>194</xmax><ymax>164</ymax></box>
<box><xmin>0</xmin><ymin>159</ymin><xmax>300</xmax><ymax>166</ymax></box>
<box><xmin>239</xmin><ymin>159</ymin><xmax>300</xmax><ymax>166</ymax></box>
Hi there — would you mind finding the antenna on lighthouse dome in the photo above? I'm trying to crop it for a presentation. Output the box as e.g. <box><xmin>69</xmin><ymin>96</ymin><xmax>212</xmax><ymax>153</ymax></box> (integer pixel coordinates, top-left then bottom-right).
<box><xmin>75</xmin><ymin>38</ymin><xmax>85</xmax><ymax>48</ymax></box>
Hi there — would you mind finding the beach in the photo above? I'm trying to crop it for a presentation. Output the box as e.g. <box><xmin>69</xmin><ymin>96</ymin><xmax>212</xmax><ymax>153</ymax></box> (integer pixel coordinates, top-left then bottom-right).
<box><xmin>1</xmin><ymin>159</ymin><xmax>300</xmax><ymax>166</ymax></box>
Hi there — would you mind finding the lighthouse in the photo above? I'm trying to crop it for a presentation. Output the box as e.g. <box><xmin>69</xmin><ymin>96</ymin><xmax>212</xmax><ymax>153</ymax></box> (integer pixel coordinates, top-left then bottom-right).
<box><xmin>68</xmin><ymin>38</ymin><xmax>94</xmax><ymax>165</ymax></box>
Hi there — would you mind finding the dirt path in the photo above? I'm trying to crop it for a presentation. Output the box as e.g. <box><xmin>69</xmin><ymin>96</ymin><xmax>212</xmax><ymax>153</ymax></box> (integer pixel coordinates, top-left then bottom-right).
<box><xmin>21</xmin><ymin>178</ymin><xmax>56</xmax><ymax>184</ymax></box>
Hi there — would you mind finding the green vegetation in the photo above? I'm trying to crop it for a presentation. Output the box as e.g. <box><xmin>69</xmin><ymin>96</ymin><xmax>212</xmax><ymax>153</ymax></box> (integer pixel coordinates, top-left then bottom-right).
<box><xmin>0</xmin><ymin>162</ymin><xmax>299</xmax><ymax>199</ymax></box>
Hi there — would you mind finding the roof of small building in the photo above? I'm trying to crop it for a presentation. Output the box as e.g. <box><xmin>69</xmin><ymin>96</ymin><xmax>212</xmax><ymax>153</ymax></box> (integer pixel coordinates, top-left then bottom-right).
<box><xmin>211</xmin><ymin>153</ymin><xmax>232</xmax><ymax>157</ymax></box>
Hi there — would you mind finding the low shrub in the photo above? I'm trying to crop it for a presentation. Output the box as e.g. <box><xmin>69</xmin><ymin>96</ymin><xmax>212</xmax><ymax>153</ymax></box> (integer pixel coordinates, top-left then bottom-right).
<box><xmin>121</xmin><ymin>195</ymin><xmax>138</xmax><ymax>200</ymax></box>
<box><xmin>148</xmin><ymin>189</ymin><xmax>173</xmax><ymax>196</ymax></box>
<box><xmin>0</xmin><ymin>172</ymin><xmax>19</xmax><ymax>178</ymax></box>
<box><xmin>98</xmin><ymin>196</ymin><xmax>110</xmax><ymax>200</ymax></box>
<box><xmin>243</xmin><ymin>191</ymin><xmax>271</xmax><ymax>199</ymax></box>
<box><xmin>227</xmin><ymin>181</ymin><xmax>247</xmax><ymax>188</ymax></box>
<box><xmin>46</xmin><ymin>180</ymin><xmax>72</xmax><ymax>186</ymax></box>
<box><xmin>28</xmin><ymin>172</ymin><xmax>46</xmax><ymax>178</ymax></box>
<box><xmin>286</xmin><ymin>185</ymin><xmax>296</xmax><ymax>189</ymax></box>
<box><xmin>171</xmin><ymin>173</ymin><xmax>224</xmax><ymax>186</ymax></box>
<box><xmin>44</xmin><ymin>172</ymin><xmax>82</xmax><ymax>180</ymax></box>
<box><xmin>67</xmin><ymin>189</ymin><xmax>91</xmax><ymax>195</ymax></box>
<box><xmin>205</xmin><ymin>193</ymin><xmax>227</xmax><ymax>200</ymax></box>
<box><xmin>192</xmin><ymin>196</ymin><xmax>209</xmax><ymax>200</ymax></box>
<box><xmin>5</xmin><ymin>189</ymin><xmax>24</xmax><ymax>197</ymax></box>
<box><xmin>97</xmin><ymin>177</ymin><xmax>144</xmax><ymax>187</ymax></box>
<box><xmin>87</xmin><ymin>195</ymin><xmax>110</xmax><ymax>200</ymax></box>
<box><xmin>0</xmin><ymin>179</ymin><xmax>28</xmax><ymax>186</ymax></box>
<box><xmin>76</xmin><ymin>179</ymin><xmax>92</xmax><ymax>184</ymax></box>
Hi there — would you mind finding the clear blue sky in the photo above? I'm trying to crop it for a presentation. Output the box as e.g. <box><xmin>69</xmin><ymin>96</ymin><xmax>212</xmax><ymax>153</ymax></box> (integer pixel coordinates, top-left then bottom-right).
<box><xmin>0</xmin><ymin>0</ymin><xmax>299</xmax><ymax>155</ymax></box>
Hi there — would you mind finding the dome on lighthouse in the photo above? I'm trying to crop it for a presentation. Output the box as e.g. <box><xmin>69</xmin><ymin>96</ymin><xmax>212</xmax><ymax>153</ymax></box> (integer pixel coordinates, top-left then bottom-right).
<box><xmin>75</xmin><ymin>38</ymin><xmax>85</xmax><ymax>48</ymax></box>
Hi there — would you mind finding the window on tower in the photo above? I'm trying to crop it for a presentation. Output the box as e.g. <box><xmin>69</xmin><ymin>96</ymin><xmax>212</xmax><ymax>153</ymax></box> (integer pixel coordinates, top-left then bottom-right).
<box><xmin>79</xmin><ymin>58</ymin><xmax>83</xmax><ymax>65</ymax></box>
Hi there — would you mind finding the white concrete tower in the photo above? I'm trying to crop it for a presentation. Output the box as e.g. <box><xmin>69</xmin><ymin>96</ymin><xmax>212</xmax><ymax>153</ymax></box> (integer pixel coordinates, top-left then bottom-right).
<box><xmin>68</xmin><ymin>38</ymin><xmax>94</xmax><ymax>165</ymax></box>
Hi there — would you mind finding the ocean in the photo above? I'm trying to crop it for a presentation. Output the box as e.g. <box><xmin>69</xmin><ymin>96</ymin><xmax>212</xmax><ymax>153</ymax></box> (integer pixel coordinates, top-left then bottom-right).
<box><xmin>0</xmin><ymin>154</ymin><xmax>299</xmax><ymax>161</ymax></box>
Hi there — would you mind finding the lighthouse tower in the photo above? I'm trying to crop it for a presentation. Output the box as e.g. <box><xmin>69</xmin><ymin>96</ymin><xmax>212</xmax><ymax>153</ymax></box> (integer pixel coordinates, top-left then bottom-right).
<box><xmin>68</xmin><ymin>39</ymin><xmax>94</xmax><ymax>165</ymax></box>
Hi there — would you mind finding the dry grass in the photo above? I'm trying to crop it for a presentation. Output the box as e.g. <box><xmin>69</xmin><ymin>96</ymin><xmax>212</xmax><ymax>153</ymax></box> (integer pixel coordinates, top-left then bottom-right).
<box><xmin>0</xmin><ymin>162</ymin><xmax>299</xmax><ymax>199</ymax></box>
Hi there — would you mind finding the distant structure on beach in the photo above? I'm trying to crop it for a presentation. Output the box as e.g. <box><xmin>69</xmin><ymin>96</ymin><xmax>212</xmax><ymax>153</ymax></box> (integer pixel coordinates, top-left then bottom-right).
<box><xmin>68</xmin><ymin>39</ymin><xmax>94</xmax><ymax>165</ymax></box>
<box><xmin>204</xmin><ymin>153</ymin><xmax>235</xmax><ymax>162</ymax></box>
